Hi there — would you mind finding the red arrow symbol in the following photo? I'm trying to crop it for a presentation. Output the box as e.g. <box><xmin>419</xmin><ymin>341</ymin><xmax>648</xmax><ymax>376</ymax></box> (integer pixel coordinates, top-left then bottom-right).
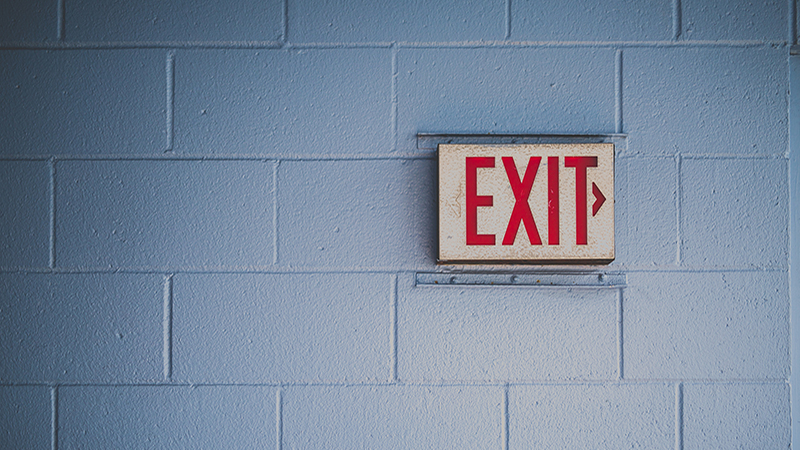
<box><xmin>592</xmin><ymin>182</ymin><xmax>605</xmax><ymax>216</ymax></box>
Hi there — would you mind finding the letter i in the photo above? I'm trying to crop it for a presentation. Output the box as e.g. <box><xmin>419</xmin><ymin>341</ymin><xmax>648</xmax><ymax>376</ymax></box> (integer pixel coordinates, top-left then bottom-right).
<box><xmin>548</xmin><ymin>156</ymin><xmax>559</xmax><ymax>245</ymax></box>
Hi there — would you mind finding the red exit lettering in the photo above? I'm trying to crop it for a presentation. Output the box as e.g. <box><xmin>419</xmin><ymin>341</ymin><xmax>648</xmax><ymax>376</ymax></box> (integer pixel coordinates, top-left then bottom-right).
<box><xmin>465</xmin><ymin>155</ymin><xmax>605</xmax><ymax>247</ymax></box>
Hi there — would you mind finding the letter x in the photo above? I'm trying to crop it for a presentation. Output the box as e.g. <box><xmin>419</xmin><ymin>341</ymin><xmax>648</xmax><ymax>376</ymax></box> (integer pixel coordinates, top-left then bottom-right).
<box><xmin>502</xmin><ymin>157</ymin><xmax>542</xmax><ymax>245</ymax></box>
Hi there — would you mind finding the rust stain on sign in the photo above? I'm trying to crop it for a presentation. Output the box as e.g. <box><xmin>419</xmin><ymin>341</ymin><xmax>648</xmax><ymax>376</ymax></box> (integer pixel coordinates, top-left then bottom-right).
<box><xmin>438</xmin><ymin>143</ymin><xmax>614</xmax><ymax>264</ymax></box>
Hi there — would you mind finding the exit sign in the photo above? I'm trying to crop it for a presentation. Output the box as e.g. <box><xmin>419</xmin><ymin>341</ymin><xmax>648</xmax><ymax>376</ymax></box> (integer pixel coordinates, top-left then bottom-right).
<box><xmin>438</xmin><ymin>143</ymin><xmax>614</xmax><ymax>264</ymax></box>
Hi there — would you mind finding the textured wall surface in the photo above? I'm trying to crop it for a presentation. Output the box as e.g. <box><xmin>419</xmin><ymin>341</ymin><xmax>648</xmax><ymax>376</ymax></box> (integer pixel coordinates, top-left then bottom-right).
<box><xmin>0</xmin><ymin>0</ymin><xmax>792</xmax><ymax>448</ymax></box>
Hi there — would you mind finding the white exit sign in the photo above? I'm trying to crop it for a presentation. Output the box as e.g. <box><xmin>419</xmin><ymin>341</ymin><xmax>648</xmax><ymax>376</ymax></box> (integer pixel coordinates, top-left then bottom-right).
<box><xmin>439</xmin><ymin>143</ymin><xmax>614</xmax><ymax>264</ymax></box>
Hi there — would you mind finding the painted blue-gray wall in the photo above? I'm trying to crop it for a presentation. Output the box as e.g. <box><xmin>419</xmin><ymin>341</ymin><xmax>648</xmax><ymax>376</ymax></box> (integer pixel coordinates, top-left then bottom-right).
<box><xmin>0</xmin><ymin>0</ymin><xmax>792</xmax><ymax>448</ymax></box>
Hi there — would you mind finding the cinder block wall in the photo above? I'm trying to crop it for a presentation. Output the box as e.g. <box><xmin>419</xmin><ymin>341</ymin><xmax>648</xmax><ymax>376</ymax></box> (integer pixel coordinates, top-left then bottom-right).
<box><xmin>0</xmin><ymin>0</ymin><xmax>791</xmax><ymax>448</ymax></box>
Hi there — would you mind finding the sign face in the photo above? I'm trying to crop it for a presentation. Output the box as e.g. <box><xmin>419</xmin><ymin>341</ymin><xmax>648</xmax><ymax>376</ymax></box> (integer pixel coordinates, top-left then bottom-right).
<box><xmin>439</xmin><ymin>143</ymin><xmax>614</xmax><ymax>264</ymax></box>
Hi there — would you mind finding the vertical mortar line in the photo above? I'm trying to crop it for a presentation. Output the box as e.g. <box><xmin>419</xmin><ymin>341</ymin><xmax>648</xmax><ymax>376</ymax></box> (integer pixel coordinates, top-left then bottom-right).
<box><xmin>280</xmin><ymin>0</ymin><xmax>288</xmax><ymax>44</ymax></box>
<box><xmin>502</xmin><ymin>384</ymin><xmax>510</xmax><ymax>450</ymax></box>
<box><xmin>504</xmin><ymin>0</ymin><xmax>512</xmax><ymax>40</ymax></box>
<box><xmin>675</xmin><ymin>382</ymin><xmax>683</xmax><ymax>450</ymax></box>
<box><xmin>391</xmin><ymin>45</ymin><xmax>398</xmax><ymax>153</ymax></box>
<box><xmin>272</xmin><ymin>160</ymin><xmax>280</xmax><ymax>265</ymax></box>
<box><xmin>162</xmin><ymin>274</ymin><xmax>173</xmax><ymax>380</ymax></box>
<box><xmin>275</xmin><ymin>387</ymin><xmax>283</xmax><ymax>450</ymax></box>
<box><xmin>166</xmin><ymin>51</ymin><xmax>175</xmax><ymax>152</ymax></box>
<box><xmin>51</xmin><ymin>385</ymin><xmax>58</xmax><ymax>450</ymax></box>
<box><xmin>616</xmin><ymin>287</ymin><xmax>624</xmax><ymax>380</ymax></box>
<box><xmin>615</xmin><ymin>49</ymin><xmax>623</xmax><ymax>134</ymax></box>
<box><xmin>56</xmin><ymin>0</ymin><xmax>64</xmax><ymax>41</ymax></box>
<box><xmin>675</xmin><ymin>154</ymin><xmax>682</xmax><ymax>266</ymax></box>
<box><xmin>49</xmin><ymin>158</ymin><xmax>56</xmax><ymax>269</ymax></box>
<box><xmin>672</xmin><ymin>0</ymin><xmax>682</xmax><ymax>40</ymax></box>
<box><xmin>390</xmin><ymin>273</ymin><xmax>399</xmax><ymax>382</ymax></box>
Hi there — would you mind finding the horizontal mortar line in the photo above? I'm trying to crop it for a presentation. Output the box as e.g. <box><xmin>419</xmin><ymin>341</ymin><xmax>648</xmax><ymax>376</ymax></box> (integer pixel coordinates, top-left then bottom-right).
<box><xmin>0</xmin><ymin>382</ymin><xmax>274</xmax><ymax>388</ymax></box>
<box><xmin>282</xmin><ymin>42</ymin><xmax>395</xmax><ymax>49</ymax></box>
<box><xmin>0</xmin><ymin>153</ymin><xmax>436</xmax><ymax>162</ymax></box>
<box><xmin>0</xmin><ymin>267</ymin><xmax>412</xmax><ymax>276</ymax></box>
<box><xmin>620</xmin><ymin>152</ymin><xmax>788</xmax><ymax>160</ymax></box>
<box><xmin>680</xmin><ymin>153</ymin><xmax>789</xmax><ymax>161</ymax></box>
<box><xmin>395</xmin><ymin>40</ymin><xmax>788</xmax><ymax>49</ymax></box>
<box><xmin>0</xmin><ymin>41</ymin><xmax>284</xmax><ymax>50</ymax></box>
<box><xmin>419</xmin><ymin>132</ymin><xmax>627</xmax><ymax>135</ymax></box>
<box><xmin>0</xmin><ymin>380</ymin><xmax>672</xmax><ymax>388</ymax></box>
<box><xmin>613</xmin><ymin>266</ymin><xmax>788</xmax><ymax>274</ymax></box>
<box><xmin>598</xmin><ymin>378</ymin><xmax>789</xmax><ymax>385</ymax></box>
<box><xmin>0</xmin><ymin>156</ymin><xmax>53</xmax><ymax>162</ymax></box>
<box><xmin>675</xmin><ymin>379</ymin><xmax>790</xmax><ymax>386</ymax></box>
<box><xmin>0</xmin><ymin>41</ymin><xmax>392</xmax><ymax>51</ymax></box>
<box><xmin>0</xmin><ymin>40</ymin><xmax>787</xmax><ymax>51</ymax></box>
<box><xmin>616</xmin><ymin>154</ymin><xmax>688</xmax><ymax>160</ymax></box>
<box><xmin>0</xmin><ymin>152</ymin><xmax>786</xmax><ymax>162</ymax></box>
<box><xmin>0</xmin><ymin>266</ymin><xmax>786</xmax><ymax>276</ymax></box>
<box><xmin>498</xmin><ymin>379</ymin><xmax>789</xmax><ymax>386</ymax></box>
<box><xmin>435</xmin><ymin>265</ymin><xmax>787</xmax><ymax>273</ymax></box>
<box><xmin>3</xmin><ymin>379</ymin><xmax>784</xmax><ymax>388</ymax></box>
<box><xmin>0</xmin><ymin>381</ymin><xmax>512</xmax><ymax>388</ymax></box>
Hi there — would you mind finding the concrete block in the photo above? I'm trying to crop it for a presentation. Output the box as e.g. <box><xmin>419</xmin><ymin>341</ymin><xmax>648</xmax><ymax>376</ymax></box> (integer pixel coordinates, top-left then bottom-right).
<box><xmin>0</xmin><ymin>0</ymin><xmax>56</xmax><ymax>42</ymax></box>
<box><xmin>397</xmin><ymin>48</ymin><xmax>615</xmax><ymax>151</ymax></box>
<box><xmin>683</xmin><ymin>0</ymin><xmax>787</xmax><ymax>41</ymax></box>
<box><xmin>624</xmin><ymin>46</ymin><xmax>787</xmax><ymax>156</ymax></box>
<box><xmin>509</xmin><ymin>383</ymin><xmax>674</xmax><ymax>449</ymax></box>
<box><xmin>282</xmin><ymin>385</ymin><xmax>502</xmax><ymax>449</ymax></box>
<box><xmin>398</xmin><ymin>274</ymin><xmax>617</xmax><ymax>381</ymax></box>
<box><xmin>0</xmin><ymin>386</ymin><xmax>51</xmax><ymax>450</ymax></box>
<box><xmin>55</xmin><ymin>160</ymin><xmax>273</xmax><ymax>270</ymax></box>
<box><xmin>0</xmin><ymin>50</ymin><xmax>165</xmax><ymax>156</ymax></box>
<box><xmin>681</xmin><ymin>158</ymin><xmax>787</xmax><ymax>268</ymax></box>
<box><xmin>0</xmin><ymin>273</ymin><xmax>162</xmax><ymax>382</ymax></box>
<box><xmin>173</xmin><ymin>273</ymin><xmax>391</xmax><ymax>382</ymax></box>
<box><xmin>59</xmin><ymin>385</ymin><xmax>275</xmax><ymax>449</ymax></box>
<box><xmin>174</xmin><ymin>49</ymin><xmax>391</xmax><ymax>155</ymax></box>
<box><xmin>616</xmin><ymin>156</ymin><xmax>677</xmax><ymax>266</ymax></box>
<box><xmin>684</xmin><ymin>383</ymin><xmax>789</xmax><ymax>449</ymax></box>
<box><xmin>288</xmin><ymin>0</ymin><xmax>504</xmax><ymax>42</ymax></box>
<box><xmin>511</xmin><ymin>0</ymin><xmax>671</xmax><ymax>41</ymax></box>
<box><xmin>66</xmin><ymin>0</ymin><xmax>282</xmax><ymax>41</ymax></box>
<box><xmin>0</xmin><ymin>161</ymin><xmax>50</xmax><ymax>268</ymax></box>
<box><xmin>624</xmin><ymin>271</ymin><xmax>789</xmax><ymax>379</ymax></box>
<box><xmin>277</xmin><ymin>159</ymin><xmax>436</xmax><ymax>269</ymax></box>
